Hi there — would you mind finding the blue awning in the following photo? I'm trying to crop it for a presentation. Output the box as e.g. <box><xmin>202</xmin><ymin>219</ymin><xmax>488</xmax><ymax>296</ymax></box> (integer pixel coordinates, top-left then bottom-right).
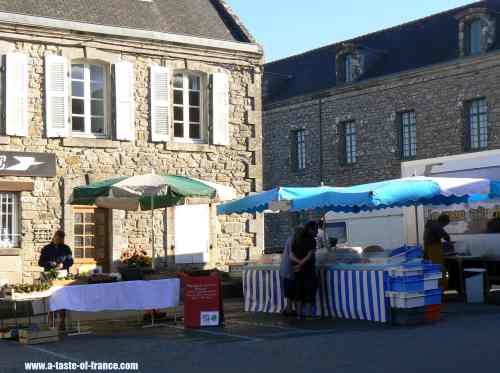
<box><xmin>290</xmin><ymin>177</ymin><xmax>500</xmax><ymax>213</ymax></box>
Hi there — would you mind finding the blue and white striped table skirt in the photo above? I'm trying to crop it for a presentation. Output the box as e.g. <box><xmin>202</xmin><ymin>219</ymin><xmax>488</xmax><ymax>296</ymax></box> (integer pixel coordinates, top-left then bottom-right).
<box><xmin>243</xmin><ymin>267</ymin><xmax>389</xmax><ymax>323</ymax></box>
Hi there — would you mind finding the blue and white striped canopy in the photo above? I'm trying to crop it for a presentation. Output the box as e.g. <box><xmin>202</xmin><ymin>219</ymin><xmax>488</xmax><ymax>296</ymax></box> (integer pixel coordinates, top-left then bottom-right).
<box><xmin>216</xmin><ymin>186</ymin><xmax>335</xmax><ymax>214</ymax></box>
<box><xmin>290</xmin><ymin>177</ymin><xmax>500</xmax><ymax>213</ymax></box>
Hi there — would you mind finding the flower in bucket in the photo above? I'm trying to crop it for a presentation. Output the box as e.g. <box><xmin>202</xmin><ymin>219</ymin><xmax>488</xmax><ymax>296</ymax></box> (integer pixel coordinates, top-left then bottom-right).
<box><xmin>120</xmin><ymin>247</ymin><xmax>152</xmax><ymax>268</ymax></box>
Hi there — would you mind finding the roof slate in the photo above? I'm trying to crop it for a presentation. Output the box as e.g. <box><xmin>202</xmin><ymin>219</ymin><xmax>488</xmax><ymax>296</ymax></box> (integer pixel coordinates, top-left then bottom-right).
<box><xmin>0</xmin><ymin>0</ymin><xmax>252</xmax><ymax>43</ymax></box>
<box><xmin>264</xmin><ymin>0</ymin><xmax>500</xmax><ymax>103</ymax></box>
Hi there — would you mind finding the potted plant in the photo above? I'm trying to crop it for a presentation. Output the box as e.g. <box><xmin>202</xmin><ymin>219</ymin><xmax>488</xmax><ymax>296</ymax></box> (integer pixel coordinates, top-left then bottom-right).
<box><xmin>119</xmin><ymin>248</ymin><xmax>152</xmax><ymax>281</ymax></box>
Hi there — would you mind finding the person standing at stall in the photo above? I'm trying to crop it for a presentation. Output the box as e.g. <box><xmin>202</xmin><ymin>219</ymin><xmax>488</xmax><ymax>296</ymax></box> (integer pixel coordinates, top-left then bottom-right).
<box><xmin>39</xmin><ymin>230</ymin><xmax>74</xmax><ymax>331</ymax></box>
<box><xmin>280</xmin><ymin>226</ymin><xmax>302</xmax><ymax>316</ymax></box>
<box><xmin>291</xmin><ymin>221</ymin><xmax>318</xmax><ymax>319</ymax></box>
<box><xmin>424</xmin><ymin>214</ymin><xmax>451</xmax><ymax>288</ymax></box>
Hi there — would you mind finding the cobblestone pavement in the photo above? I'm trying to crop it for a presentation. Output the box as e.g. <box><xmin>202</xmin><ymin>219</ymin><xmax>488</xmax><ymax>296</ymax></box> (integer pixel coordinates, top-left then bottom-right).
<box><xmin>1</xmin><ymin>300</ymin><xmax>499</xmax><ymax>373</ymax></box>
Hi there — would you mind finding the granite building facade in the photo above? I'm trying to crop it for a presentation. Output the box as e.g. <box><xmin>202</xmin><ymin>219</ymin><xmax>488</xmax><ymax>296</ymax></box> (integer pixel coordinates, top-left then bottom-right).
<box><xmin>0</xmin><ymin>0</ymin><xmax>264</xmax><ymax>284</ymax></box>
<box><xmin>263</xmin><ymin>0</ymin><xmax>500</xmax><ymax>251</ymax></box>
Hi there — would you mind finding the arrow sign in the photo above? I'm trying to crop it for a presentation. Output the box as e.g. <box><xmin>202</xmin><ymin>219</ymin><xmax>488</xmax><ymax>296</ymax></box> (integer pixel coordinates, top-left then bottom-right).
<box><xmin>6</xmin><ymin>157</ymin><xmax>44</xmax><ymax>171</ymax></box>
<box><xmin>0</xmin><ymin>152</ymin><xmax>56</xmax><ymax>177</ymax></box>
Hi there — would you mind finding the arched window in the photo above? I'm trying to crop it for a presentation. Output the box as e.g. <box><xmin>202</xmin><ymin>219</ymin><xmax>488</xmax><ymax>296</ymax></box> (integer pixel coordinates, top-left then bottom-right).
<box><xmin>71</xmin><ymin>61</ymin><xmax>108</xmax><ymax>137</ymax></box>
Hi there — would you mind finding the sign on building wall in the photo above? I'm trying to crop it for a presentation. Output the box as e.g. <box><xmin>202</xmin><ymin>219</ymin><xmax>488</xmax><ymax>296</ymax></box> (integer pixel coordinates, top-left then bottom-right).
<box><xmin>0</xmin><ymin>152</ymin><xmax>56</xmax><ymax>177</ymax></box>
<box><xmin>425</xmin><ymin>202</ymin><xmax>500</xmax><ymax>234</ymax></box>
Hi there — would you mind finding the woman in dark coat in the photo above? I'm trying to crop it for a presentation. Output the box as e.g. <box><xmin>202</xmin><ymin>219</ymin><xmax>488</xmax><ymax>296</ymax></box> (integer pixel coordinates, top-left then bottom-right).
<box><xmin>290</xmin><ymin>221</ymin><xmax>318</xmax><ymax>319</ymax></box>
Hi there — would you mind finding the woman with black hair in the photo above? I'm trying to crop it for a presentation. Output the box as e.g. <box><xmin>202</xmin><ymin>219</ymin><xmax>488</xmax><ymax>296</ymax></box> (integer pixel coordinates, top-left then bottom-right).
<box><xmin>290</xmin><ymin>221</ymin><xmax>318</xmax><ymax>319</ymax></box>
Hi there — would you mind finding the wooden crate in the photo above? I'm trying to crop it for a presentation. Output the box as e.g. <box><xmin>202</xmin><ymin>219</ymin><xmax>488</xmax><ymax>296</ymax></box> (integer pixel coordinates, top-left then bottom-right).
<box><xmin>18</xmin><ymin>329</ymin><xmax>59</xmax><ymax>345</ymax></box>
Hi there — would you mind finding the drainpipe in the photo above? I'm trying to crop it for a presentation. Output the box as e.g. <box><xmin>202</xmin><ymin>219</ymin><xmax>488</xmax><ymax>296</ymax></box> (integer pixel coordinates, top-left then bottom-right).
<box><xmin>318</xmin><ymin>97</ymin><xmax>324</xmax><ymax>185</ymax></box>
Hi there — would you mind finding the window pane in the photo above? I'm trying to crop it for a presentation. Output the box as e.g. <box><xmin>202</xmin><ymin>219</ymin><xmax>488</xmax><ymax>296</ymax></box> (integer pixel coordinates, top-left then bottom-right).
<box><xmin>173</xmin><ymin>74</ymin><xmax>183</xmax><ymax>89</ymax></box>
<box><xmin>90</xmin><ymin>65</ymin><xmax>104</xmax><ymax>82</ymax></box>
<box><xmin>174</xmin><ymin>122</ymin><xmax>184</xmax><ymax>138</ymax></box>
<box><xmin>71</xmin><ymin>64</ymin><xmax>84</xmax><ymax>80</ymax></box>
<box><xmin>85</xmin><ymin>247</ymin><xmax>96</xmax><ymax>259</ymax></box>
<box><xmin>91</xmin><ymin>117</ymin><xmax>104</xmax><ymax>134</ymax></box>
<box><xmin>72</xmin><ymin>99</ymin><xmax>84</xmax><ymax>115</ymax></box>
<box><xmin>85</xmin><ymin>224</ymin><xmax>95</xmax><ymax>236</ymax></box>
<box><xmin>74</xmin><ymin>213</ymin><xmax>83</xmax><ymax>224</ymax></box>
<box><xmin>189</xmin><ymin>107</ymin><xmax>200</xmax><ymax>123</ymax></box>
<box><xmin>72</xmin><ymin>116</ymin><xmax>85</xmax><ymax>132</ymax></box>
<box><xmin>91</xmin><ymin>100</ymin><xmax>104</xmax><ymax>116</ymax></box>
<box><xmin>345</xmin><ymin>55</ymin><xmax>353</xmax><ymax>82</ymax></box>
<box><xmin>189</xmin><ymin>91</ymin><xmax>200</xmax><ymax>106</ymax></box>
<box><xmin>74</xmin><ymin>247</ymin><xmax>83</xmax><ymax>258</ymax></box>
<box><xmin>470</xmin><ymin>20</ymin><xmax>482</xmax><ymax>55</ymax></box>
<box><xmin>74</xmin><ymin>236</ymin><xmax>83</xmax><ymax>247</ymax></box>
<box><xmin>189</xmin><ymin>123</ymin><xmax>201</xmax><ymax>139</ymax></box>
<box><xmin>84</xmin><ymin>236</ymin><xmax>94</xmax><ymax>247</ymax></box>
<box><xmin>72</xmin><ymin>81</ymin><xmax>84</xmax><ymax>98</ymax></box>
<box><xmin>74</xmin><ymin>224</ymin><xmax>84</xmax><ymax>235</ymax></box>
<box><xmin>84</xmin><ymin>212</ymin><xmax>93</xmax><ymax>223</ymax></box>
<box><xmin>174</xmin><ymin>106</ymin><xmax>183</xmax><ymax>121</ymax></box>
<box><xmin>91</xmin><ymin>81</ymin><xmax>104</xmax><ymax>99</ymax></box>
<box><xmin>173</xmin><ymin>90</ymin><xmax>183</xmax><ymax>105</ymax></box>
<box><xmin>189</xmin><ymin>76</ymin><xmax>200</xmax><ymax>91</ymax></box>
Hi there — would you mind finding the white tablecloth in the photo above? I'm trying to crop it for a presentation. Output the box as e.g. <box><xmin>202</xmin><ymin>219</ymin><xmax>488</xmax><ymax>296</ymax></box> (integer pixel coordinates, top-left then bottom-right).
<box><xmin>48</xmin><ymin>279</ymin><xmax>180</xmax><ymax>312</ymax></box>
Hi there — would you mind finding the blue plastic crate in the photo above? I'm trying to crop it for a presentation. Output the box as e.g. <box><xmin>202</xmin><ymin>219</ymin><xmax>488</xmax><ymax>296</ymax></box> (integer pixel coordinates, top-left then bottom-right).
<box><xmin>389</xmin><ymin>245</ymin><xmax>423</xmax><ymax>262</ymax></box>
<box><xmin>390</xmin><ymin>275</ymin><xmax>424</xmax><ymax>293</ymax></box>
<box><xmin>424</xmin><ymin>288</ymin><xmax>443</xmax><ymax>306</ymax></box>
<box><xmin>423</xmin><ymin>263</ymin><xmax>442</xmax><ymax>279</ymax></box>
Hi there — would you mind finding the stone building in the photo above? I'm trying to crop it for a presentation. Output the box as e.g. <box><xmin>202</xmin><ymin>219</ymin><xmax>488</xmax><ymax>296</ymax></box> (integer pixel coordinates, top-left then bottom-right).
<box><xmin>263</xmin><ymin>0</ymin><xmax>500</xmax><ymax>251</ymax></box>
<box><xmin>0</xmin><ymin>0</ymin><xmax>264</xmax><ymax>284</ymax></box>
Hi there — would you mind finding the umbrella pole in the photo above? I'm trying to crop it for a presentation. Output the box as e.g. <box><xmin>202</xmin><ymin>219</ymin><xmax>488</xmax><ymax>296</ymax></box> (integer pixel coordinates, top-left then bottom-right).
<box><xmin>414</xmin><ymin>205</ymin><xmax>420</xmax><ymax>248</ymax></box>
<box><xmin>151</xmin><ymin>196</ymin><xmax>155</xmax><ymax>270</ymax></box>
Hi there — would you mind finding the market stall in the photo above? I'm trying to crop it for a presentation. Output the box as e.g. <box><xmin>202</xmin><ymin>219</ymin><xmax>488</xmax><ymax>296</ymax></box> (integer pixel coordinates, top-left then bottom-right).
<box><xmin>218</xmin><ymin>176</ymin><xmax>500</xmax><ymax>324</ymax></box>
<box><xmin>243</xmin><ymin>264</ymin><xmax>389</xmax><ymax>322</ymax></box>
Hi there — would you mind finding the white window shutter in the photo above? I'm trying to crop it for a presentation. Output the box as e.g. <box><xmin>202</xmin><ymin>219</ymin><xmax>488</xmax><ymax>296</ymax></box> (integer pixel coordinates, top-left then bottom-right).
<box><xmin>212</xmin><ymin>72</ymin><xmax>230</xmax><ymax>146</ymax></box>
<box><xmin>114</xmin><ymin>61</ymin><xmax>135</xmax><ymax>141</ymax></box>
<box><xmin>5</xmin><ymin>53</ymin><xmax>28</xmax><ymax>137</ymax></box>
<box><xmin>150</xmin><ymin>65</ymin><xmax>170</xmax><ymax>142</ymax></box>
<box><xmin>45</xmin><ymin>54</ymin><xmax>69</xmax><ymax>138</ymax></box>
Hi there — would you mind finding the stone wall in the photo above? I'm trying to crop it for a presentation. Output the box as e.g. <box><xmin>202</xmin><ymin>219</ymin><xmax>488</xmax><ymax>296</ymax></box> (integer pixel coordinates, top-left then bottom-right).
<box><xmin>263</xmin><ymin>50</ymin><xmax>500</xmax><ymax>250</ymax></box>
<box><xmin>0</xmin><ymin>23</ymin><xmax>263</xmax><ymax>283</ymax></box>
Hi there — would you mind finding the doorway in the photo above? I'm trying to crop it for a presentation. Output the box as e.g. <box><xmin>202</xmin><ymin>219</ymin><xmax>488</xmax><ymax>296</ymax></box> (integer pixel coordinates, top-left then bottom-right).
<box><xmin>73</xmin><ymin>207</ymin><xmax>110</xmax><ymax>272</ymax></box>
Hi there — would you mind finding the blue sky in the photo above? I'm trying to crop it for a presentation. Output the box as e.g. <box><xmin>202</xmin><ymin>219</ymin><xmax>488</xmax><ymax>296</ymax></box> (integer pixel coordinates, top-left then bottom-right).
<box><xmin>227</xmin><ymin>0</ymin><xmax>477</xmax><ymax>62</ymax></box>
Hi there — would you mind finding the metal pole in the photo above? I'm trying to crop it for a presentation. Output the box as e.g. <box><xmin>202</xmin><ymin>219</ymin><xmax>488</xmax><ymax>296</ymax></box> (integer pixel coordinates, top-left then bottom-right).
<box><xmin>414</xmin><ymin>205</ymin><xmax>420</xmax><ymax>247</ymax></box>
<box><xmin>151</xmin><ymin>196</ymin><xmax>155</xmax><ymax>270</ymax></box>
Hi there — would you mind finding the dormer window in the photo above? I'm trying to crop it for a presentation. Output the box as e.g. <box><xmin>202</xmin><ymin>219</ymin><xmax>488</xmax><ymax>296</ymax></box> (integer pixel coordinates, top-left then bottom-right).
<box><xmin>336</xmin><ymin>44</ymin><xmax>363</xmax><ymax>84</ymax></box>
<box><xmin>456</xmin><ymin>8</ymin><xmax>495</xmax><ymax>57</ymax></box>
<box><xmin>465</xmin><ymin>19</ymin><xmax>482</xmax><ymax>56</ymax></box>
<box><xmin>344</xmin><ymin>54</ymin><xmax>354</xmax><ymax>83</ymax></box>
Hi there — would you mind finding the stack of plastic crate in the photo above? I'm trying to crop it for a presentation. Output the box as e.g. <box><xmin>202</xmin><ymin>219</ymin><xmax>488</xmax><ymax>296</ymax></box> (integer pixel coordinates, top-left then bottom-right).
<box><xmin>387</xmin><ymin>260</ymin><xmax>443</xmax><ymax>325</ymax></box>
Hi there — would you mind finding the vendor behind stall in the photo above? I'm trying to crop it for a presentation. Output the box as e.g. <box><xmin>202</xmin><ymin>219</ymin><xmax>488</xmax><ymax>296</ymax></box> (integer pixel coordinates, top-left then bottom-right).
<box><xmin>39</xmin><ymin>230</ymin><xmax>73</xmax><ymax>331</ymax></box>
<box><xmin>38</xmin><ymin>230</ymin><xmax>74</xmax><ymax>272</ymax></box>
<box><xmin>424</xmin><ymin>214</ymin><xmax>451</xmax><ymax>288</ymax></box>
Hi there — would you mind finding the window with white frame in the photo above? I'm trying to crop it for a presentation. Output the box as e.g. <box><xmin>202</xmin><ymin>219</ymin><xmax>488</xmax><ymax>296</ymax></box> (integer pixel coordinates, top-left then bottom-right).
<box><xmin>0</xmin><ymin>192</ymin><xmax>20</xmax><ymax>248</ymax></box>
<box><xmin>401</xmin><ymin>111</ymin><xmax>417</xmax><ymax>159</ymax></box>
<box><xmin>71</xmin><ymin>63</ymin><xmax>108</xmax><ymax>137</ymax></box>
<box><xmin>173</xmin><ymin>72</ymin><xmax>203</xmax><ymax>142</ymax></box>
<box><xmin>467</xmin><ymin>98</ymin><xmax>488</xmax><ymax>150</ymax></box>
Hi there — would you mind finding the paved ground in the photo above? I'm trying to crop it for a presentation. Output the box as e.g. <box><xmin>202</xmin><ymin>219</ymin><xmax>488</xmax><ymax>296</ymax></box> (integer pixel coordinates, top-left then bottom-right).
<box><xmin>1</xmin><ymin>300</ymin><xmax>500</xmax><ymax>373</ymax></box>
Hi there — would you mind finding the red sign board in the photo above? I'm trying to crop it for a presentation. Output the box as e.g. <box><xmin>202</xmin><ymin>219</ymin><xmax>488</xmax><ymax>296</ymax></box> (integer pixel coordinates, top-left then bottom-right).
<box><xmin>183</xmin><ymin>275</ymin><xmax>221</xmax><ymax>328</ymax></box>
